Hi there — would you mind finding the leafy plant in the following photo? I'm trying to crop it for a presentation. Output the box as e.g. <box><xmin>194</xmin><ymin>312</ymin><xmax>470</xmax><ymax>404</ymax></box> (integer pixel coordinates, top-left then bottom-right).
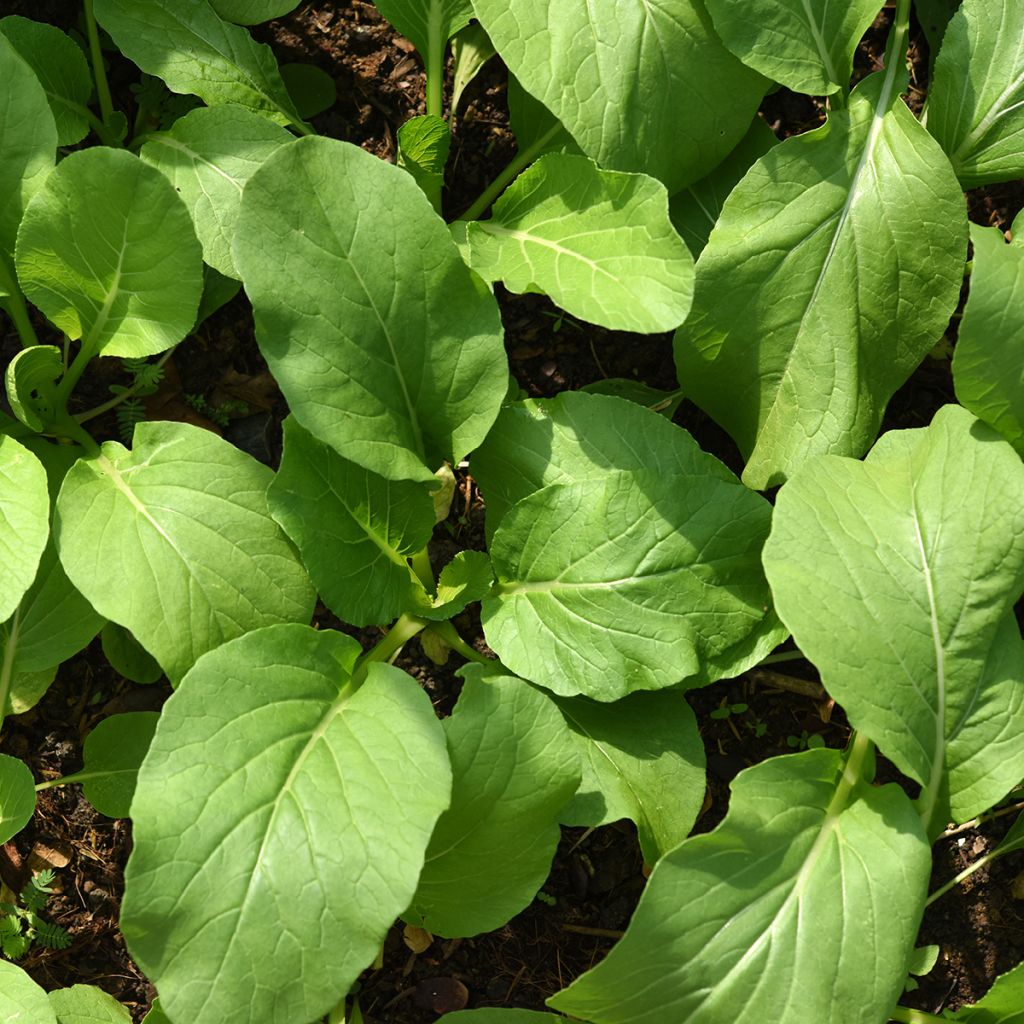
<box><xmin>0</xmin><ymin>870</ymin><xmax>71</xmax><ymax>960</ymax></box>
<box><xmin>0</xmin><ymin>0</ymin><xmax>1022</xmax><ymax>1022</ymax></box>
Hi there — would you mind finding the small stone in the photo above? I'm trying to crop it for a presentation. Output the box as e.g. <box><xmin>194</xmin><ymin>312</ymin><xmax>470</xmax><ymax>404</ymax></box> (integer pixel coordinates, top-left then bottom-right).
<box><xmin>402</xmin><ymin>923</ymin><xmax>433</xmax><ymax>954</ymax></box>
<box><xmin>413</xmin><ymin>976</ymin><xmax>469</xmax><ymax>1014</ymax></box>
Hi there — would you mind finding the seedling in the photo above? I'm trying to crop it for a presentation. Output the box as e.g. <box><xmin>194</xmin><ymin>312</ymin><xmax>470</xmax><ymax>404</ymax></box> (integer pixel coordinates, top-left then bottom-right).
<box><xmin>0</xmin><ymin>870</ymin><xmax>71</xmax><ymax>960</ymax></box>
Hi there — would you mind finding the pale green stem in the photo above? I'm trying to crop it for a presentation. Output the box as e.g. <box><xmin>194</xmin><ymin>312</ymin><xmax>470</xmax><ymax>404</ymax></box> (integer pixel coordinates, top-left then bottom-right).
<box><xmin>353</xmin><ymin>613</ymin><xmax>428</xmax><ymax>683</ymax></box>
<box><xmin>0</xmin><ymin>606</ymin><xmax>21</xmax><ymax>738</ymax></box>
<box><xmin>425</xmin><ymin>40</ymin><xmax>445</xmax><ymax>118</ymax></box>
<box><xmin>428</xmin><ymin>620</ymin><xmax>493</xmax><ymax>665</ymax></box>
<box><xmin>926</xmin><ymin>850</ymin><xmax>996</xmax><ymax>907</ymax></box>
<box><xmin>325</xmin><ymin>997</ymin><xmax>347</xmax><ymax>1024</ymax></box>
<box><xmin>0</xmin><ymin>255</ymin><xmax>38</xmax><ymax>349</ymax></box>
<box><xmin>83</xmin><ymin>0</ymin><xmax>115</xmax><ymax>124</ymax></box>
<box><xmin>410</xmin><ymin>547</ymin><xmax>436</xmax><ymax>594</ymax></box>
<box><xmin>758</xmin><ymin>649</ymin><xmax>806</xmax><ymax>666</ymax></box>
<box><xmin>457</xmin><ymin>123</ymin><xmax>561</xmax><ymax>222</ymax></box>
<box><xmin>52</xmin><ymin>338</ymin><xmax>99</xmax><ymax>411</ymax></box>
<box><xmin>888</xmin><ymin>1007</ymin><xmax>949</xmax><ymax>1024</ymax></box>
<box><xmin>75</xmin><ymin>346</ymin><xmax>177</xmax><ymax>424</ymax></box>
<box><xmin>884</xmin><ymin>0</ymin><xmax>912</xmax><ymax>83</ymax></box>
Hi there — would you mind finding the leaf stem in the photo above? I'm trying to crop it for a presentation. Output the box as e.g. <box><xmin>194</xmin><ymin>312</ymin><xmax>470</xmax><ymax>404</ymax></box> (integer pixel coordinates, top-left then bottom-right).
<box><xmin>410</xmin><ymin>547</ymin><xmax>435</xmax><ymax>594</ymax></box>
<box><xmin>75</xmin><ymin>346</ymin><xmax>176</xmax><ymax>424</ymax></box>
<box><xmin>457</xmin><ymin>123</ymin><xmax>561</xmax><ymax>222</ymax></box>
<box><xmin>757</xmin><ymin>649</ymin><xmax>806</xmax><ymax>666</ymax></box>
<box><xmin>428</xmin><ymin>620</ymin><xmax>493</xmax><ymax>665</ymax></box>
<box><xmin>888</xmin><ymin>1007</ymin><xmax>949</xmax><ymax>1023</ymax></box>
<box><xmin>52</xmin><ymin>338</ymin><xmax>98</xmax><ymax>412</ymax></box>
<box><xmin>926</xmin><ymin>849</ymin><xmax>996</xmax><ymax>907</ymax></box>
<box><xmin>354</xmin><ymin>613</ymin><xmax>428</xmax><ymax>681</ymax></box>
<box><xmin>883</xmin><ymin>0</ymin><xmax>912</xmax><ymax>85</ymax></box>
<box><xmin>0</xmin><ymin>256</ymin><xmax>39</xmax><ymax>349</ymax></box>
<box><xmin>83</xmin><ymin>0</ymin><xmax>115</xmax><ymax>125</ymax></box>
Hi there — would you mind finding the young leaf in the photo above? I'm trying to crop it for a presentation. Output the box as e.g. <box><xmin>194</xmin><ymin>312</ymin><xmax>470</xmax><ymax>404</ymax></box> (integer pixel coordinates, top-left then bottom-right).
<box><xmin>372</xmin><ymin>0</ymin><xmax>473</xmax><ymax>80</ymax></box>
<box><xmin>93</xmin><ymin>0</ymin><xmax>306</xmax><ymax>129</ymax></box>
<box><xmin>952</xmin><ymin>221</ymin><xmax>1024</xmax><ymax>455</ymax></box>
<box><xmin>0</xmin><ymin>960</ymin><xmax>56</xmax><ymax>1023</ymax></box>
<box><xmin>5</xmin><ymin>345</ymin><xmax>62</xmax><ymax>432</ymax></box>
<box><xmin>100</xmin><ymin>623</ymin><xmax>163</xmax><ymax>685</ymax></box>
<box><xmin>279</xmin><ymin>63</ymin><xmax>336</xmax><ymax>118</ymax></box>
<box><xmin>927</xmin><ymin>0</ymin><xmax>1024</xmax><ymax>185</ymax></box>
<box><xmin>763</xmin><ymin>405</ymin><xmax>1024</xmax><ymax>826</ymax></box>
<box><xmin>0</xmin><ymin>436</ymin><xmax>49</xmax><ymax>624</ymax></box>
<box><xmin>676</xmin><ymin>70</ymin><xmax>967</xmax><ymax>488</ymax></box>
<box><xmin>209</xmin><ymin>0</ymin><xmax>302</xmax><ymax>24</ymax></box>
<box><xmin>471</xmin><ymin>0</ymin><xmax>766</xmax><ymax>192</ymax></box>
<box><xmin>406</xmin><ymin>666</ymin><xmax>579</xmax><ymax>937</ymax></box>
<box><xmin>122</xmin><ymin>624</ymin><xmax>452</xmax><ymax>1024</ymax></box>
<box><xmin>0</xmin><ymin>32</ymin><xmax>55</xmax><ymax>258</ymax></box>
<box><xmin>141</xmin><ymin>999</ymin><xmax>171</xmax><ymax>1024</ymax></box>
<box><xmin>945</xmin><ymin>959</ymin><xmax>1024</xmax><ymax>1021</ymax></box>
<box><xmin>0</xmin><ymin>754</ymin><xmax>36</xmax><ymax>844</ymax></box>
<box><xmin>461</xmin><ymin>154</ymin><xmax>694</xmax><ymax>333</ymax></box>
<box><xmin>140</xmin><ymin>104</ymin><xmax>292</xmax><ymax>279</ymax></box>
<box><xmin>703</xmin><ymin>0</ymin><xmax>881</xmax><ymax>96</ymax></box>
<box><xmin>15</xmin><ymin>148</ymin><xmax>203</xmax><ymax>359</ymax></box>
<box><xmin>554</xmin><ymin>689</ymin><xmax>705</xmax><ymax>863</ymax></box>
<box><xmin>450</xmin><ymin>22</ymin><xmax>496</xmax><ymax>117</ymax></box>
<box><xmin>669</xmin><ymin>116</ymin><xmax>777</xmax><ymax>259</ymax></box>
<box><xmin>48</xmin><ymin>985</ymin><xmax>133</xmax><ymax>1023</ymax></box>
<box><xmin>422</xmin><ymin>551</ymin><xmax>494</xmax><ymax>620</ymax></box>
<box><xmin>268</xmin><ymin>416</ymin><xmax>434</xmax><ymax>627</ymax></box>
<box><xmin>548</xmin><ymin>742</ymin><xmax>930</xmax><ymax>1024</ymax></box>
<box><xmin>75</xmin><ymin>712</ymin><xmax>160</xmax><ymax>819</ymax></box>
<box><xmin>0</xmin><ymin>17</ymin><xmax>93</xmax><ymax>147</ymax></box>
<box><xmin>397</xmin><ymin>114</ymin><xmax>451</xmax><ymax>202</ymax></box>
<box><xmin>55</xmin><ymin>421</ymin><xmax>315</xmax><ymax>684</ymax></box>
<box><xmin>234</xmin><ymin>136</ymin><xmax>507</xmax><ymax>483</ymax></box>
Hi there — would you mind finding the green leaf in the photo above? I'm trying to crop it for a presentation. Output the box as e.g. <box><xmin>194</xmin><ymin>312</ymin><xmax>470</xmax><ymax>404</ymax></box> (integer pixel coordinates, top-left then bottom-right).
<box><xmin>16</xmin><ymin>148</ymin><xmax>203</xmax><ymax>359</ymax></box>
<box><xmin>75</xmin><ymin>712</ymin><xmax>160</xmax><ymax>819</ymax></box>
<box><xmin>2</xmin><ymin>540</ymin><xmax>103</xmax><ymax>717</ymax></box>
<box><xmin>0</xmin><ymin>960</ymin><xmax>56</xmax><ymax>1023</ymax></box>
<box><xmin>915</xmin><ymin>0</ymin><xmax>962</xmax><ymax>60</ymax></box>
<box><xmin>122</xmin><ymin>624</ymin><xmax>451</xmax><ymax>1024</ymax></box>
<box><xmin>0</xmin><ymin>33</ymin><xmax>55</xmax><ymax>258</ymax></box>
<box><xmin>280</xmin><ymin>62</ymin><xmax>336</xmax><ymax>118</ymax></box>
<box><xmin>193</xmin><ymin>265</ymin><xmax>241</xmax><ymax>328</ymax></box>
<box><xmin>578</xmin><ymin>379</ymin><xmax>683</xmax><ymax>419</ymax></box>
<box><xmin>927</xmin><ymin>0</ymin><xmax>1024</xmax><ymax>186</ymax></box>
<box><xmin>483</xmin><ymin>468</ymin><xmax>772</xmax><ymax>701</ymax></box>
<box><xmin>554</xmin><ymin>690</ymin><xmax>705</xmax><ymax>863</ymax></box>
<box><xmin>439</xmin><ymin>1013</ymin><xmax>568</xmax><ymax>1023</ymax></box>
<box><xmin>55</xmin><ymin>421</ymin><xmax>315</xmax><ymax>684</ymax></box>
<box><xmin>462</xmin><ymin>154</ymin><xmax>694</xmax><ymax>333</ymax></box>
<box><xmin>763</xmin><ymin>406</ymin><xmax>1024</xmax><ymax>826</ymax></box>
<box><xmin>947</xmin><ymin>959</ymin><xmax>1024</xmax><ymax>1022</ymax></box>
<box><xmin>397</xmin><ymin>114</ymin><xmax>451</xmax><ymax>200</ymax></box>
<box><xmin>93</xmin><ymin>0</ymin><xmax>306</xmax><ymax>129</ymax></box>
<box><xmin>48</xmin><ymin>985</ymin><xmax>132</xmax><ymax>1023</ymax></box>
<box><xmin>669</xmin><ymin>116</ymin><xmax>777</xmax><ymax>259</ymax></box>
<box><xmin>140</xmin><ymin>104</ymin><xmax>292</xmax><ymax>279</ymax></box>
<box><xmin>451</xmin><ymin>22</ymin><xmax>495</xmax><ymax>117</ymax></box>
<box><xmin>268</xmin><ymin>416</ymin><xmax>433</xmax><ymax>626</ymax></box>
<box><xmin>100</xmin><ymin>623</ymin><xmax>162</xmax><ymax>685</ymax></box>
<box><xmin>422</xmin><ymin>551</ymin><xmax>494</xmax><ymax>620</ymax></box>
<box><xmin>704</xmin><ymin>0</ymin><xmax>881</xmax><ymax>95</ymax></box>
<box><xmin>0</xmin><ymin>754</ymin><xmax>36</xmax><ymax>844</ymax></box>
<box><xmin>0</xmin><ymin>17</ymin><xmax>93</xmax><ymax>147</ymax></box>
<box><xmin>371</xmin><ymin>0</ymin><xmax>473</xmax><ymax>75</ymax></box>
<box><xmin>234</xmin><ymin>136</ymin><xmax>507</xmax><ymax>483</ymax></box>
<box><xmin>506</xmin><ymin>74</ymin><xmax>577</xmax><ymax>160</ymax></box>
<box><xmin>209</xmin><ymin>0</ymin><xmax>302</xmax><ymax>24</ymax></box>
<box><xmin>0</xmin><ymin>436</ymin><xmax>49</xmax><ymax>624</ymax></box>
<box><xmin>140</xmin><ymin>999</ymin><xmax>171</xmax><ymax>1024</ymax></box>
<box><xmin>407</xmin><ymin>666</ymin><xmax>579</xmax><ymax>936</ymax></box>
<box><xmin>548</xmin><ymin>742</ymin><xmax>930</xmax><ymax>1024</ymax></box>
<box><xmin>471</xmin><ymin>0</ymin><xmax>766</xmax><ymax>192</ymax></box>
<box><xmin>675</xmin><ymin>71</ymin><xmax>967</xmax><ymax>488</ymax></box>
<box><xmin>993</xmin><ymin>810</ymin><xmax>1024</xmax><ymax>858</ymax></box>
<box><xmin>5</xmin><ymin>345</ymin><xmax>62</xmax><ymax>432</ymax></box>
<box><xmin>953</xmin><ymin>223</ymin><xmax>1024</xmax><ymax>455</ymax></box>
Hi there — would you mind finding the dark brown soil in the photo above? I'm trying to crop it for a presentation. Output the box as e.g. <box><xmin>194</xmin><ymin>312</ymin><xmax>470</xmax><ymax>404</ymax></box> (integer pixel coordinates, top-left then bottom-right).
<box><xmin>2</xmin><ymin>2</ymin><xmax>1024</xmax><ymax>1022</ymax></box>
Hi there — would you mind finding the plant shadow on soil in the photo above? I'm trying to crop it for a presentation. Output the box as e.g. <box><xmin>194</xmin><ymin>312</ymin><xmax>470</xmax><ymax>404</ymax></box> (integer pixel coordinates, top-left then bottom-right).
<box><xmin>1</xmin><ymin>1</ymin><xmax>1024</xmax><ymax>1021</ymax></box>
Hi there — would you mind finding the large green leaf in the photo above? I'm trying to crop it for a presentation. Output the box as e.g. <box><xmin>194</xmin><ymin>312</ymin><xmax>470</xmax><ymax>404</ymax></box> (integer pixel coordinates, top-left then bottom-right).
<box><xmin>55</xmin><ymin>421</ymin><xmax>314</xmax><ymax>684</ymax></box>
<box><xmin>548</xmin><ymin>740</ymin><xmax>930</xmax><ymax>1024</ymax></box>
<box><xmin>0</xmin><ymin>17</ymin><xmax>93</xmax><ymax>147</ymax></box>
<box><xmin>0</xmin><ymin>33</ymin><xmax>55</xmax><ymax>258</ymax></box>
<box><xmin>0</xmin><ymin>961</ymin><xmax>56</xmax><ymax>1023</ymax></box>
<box><xmin>0</xmin><ymin>436</ymin><xmax>49</xmax><ymax>625</ymax></box>
<box><xmin>234</xmin><ymin>136</ymin><xmax>507</xmax><ymax>482</ymax></box>
<box><xmin>93</xmin><ymin>0</ymin><xmax>305</xmax><ymax>129</ymax></box>
<box><xmin>140</xmin><ymin>105</ymin><xmax>292</xmax><ymax>279</ymax></box>
<box><xmin>440</xmin><ymin>1014</ymin><xmax>568</xmax><ymax>1023</ymax></box>
<box><xmin>48</xmin><ymin>986</ymin><xmax>132</xmax><ymax>1023</ymax></box>
<box><xmin>122</xmin><ymin>625</ymin><xmax>451</xmax><ymax>1024</ymax></box>
<box><xmin>927</xmin><ymin>0</ymin><xmax>1024</xmax><ymax>186</ymax></box>
<box><xmin>1</xmin><ymin>540</ymin><xmax>103</xmax><ymax>718</ymax></box>
<box><xmin>952</xmin><ymin>220</ymin><xmax>1024</xmax><ymax>455</ymax></box>
<box><xmin>407</xmin><ymin>666</ymin><xmax>579</xmax><ymax>937</ymax></box>
<box><xmin>676</xmin><ymin>70</ymin><xmax>967</xmax><ymax>489</ymax></box>
<box><xmin>915</xmin><ymin>0</ymin><xmax>962</xmax><ymax>60</ymax></box>
<box><xmin>210</xmin><ymin>0</ymin><xmax>302</xmax><ymax>24</ymax></box>
<box><xmin>704</xmin><ymin>0</ymin><xmax>881</xmax><ymax>95</ymax></box>
<box><xmin>555</xmin><ymin>690</ymin><xmax>705</xmax><ymax>863</ymax></box>
<box><xmin>473</xmin><ymin>393</ymin><xmax>780</xmax><ymax>697</ymax></box>
<box><xmin>0</xmin><ymin>754</ymin><xmax>35</xmax><ymax>843</ymax></box>
<box><xmin>461</xmin><ymin>154</ymin><xmax>694</xmax><ymax>333</ymax></box>
<box><xmin>268</xmin><ymin>416</ymin><xmax>434</xmax><ymax>626</ymax></box>
<box><xmin>763</xmin><ymin>406</ymin><xmax>1024</xmax><ymax>826</ymax></box>
<box><xmin>75</xmin><ymin>712</ymin><xmax>160</xmax><ymax>819</ymax></box>
<box><xmin>471</xmin><ymin>0</ymin><xmax>765</xmax><ymax>193</ymax></box>
<box><xmin>947</xmin><ymin>960</ymin><xmax>1024</xmax><ymax>1022</ymax></box>
<box><xmin>373</xmin><ymin>0</ymin><xmax>473</xmax><ymax>80</ymax></box>
<box><xmin>15</xmin><ymin>148</ymin><xmax>203</xmax><ymax>359</ymax></box>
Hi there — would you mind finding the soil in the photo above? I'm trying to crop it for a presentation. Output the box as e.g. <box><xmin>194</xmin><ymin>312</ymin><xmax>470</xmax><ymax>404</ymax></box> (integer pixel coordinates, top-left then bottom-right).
<box><xmin>2</xmin><ymin>2</ymin><xmax>1024</xmax><ymax>1022</ymax></box>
